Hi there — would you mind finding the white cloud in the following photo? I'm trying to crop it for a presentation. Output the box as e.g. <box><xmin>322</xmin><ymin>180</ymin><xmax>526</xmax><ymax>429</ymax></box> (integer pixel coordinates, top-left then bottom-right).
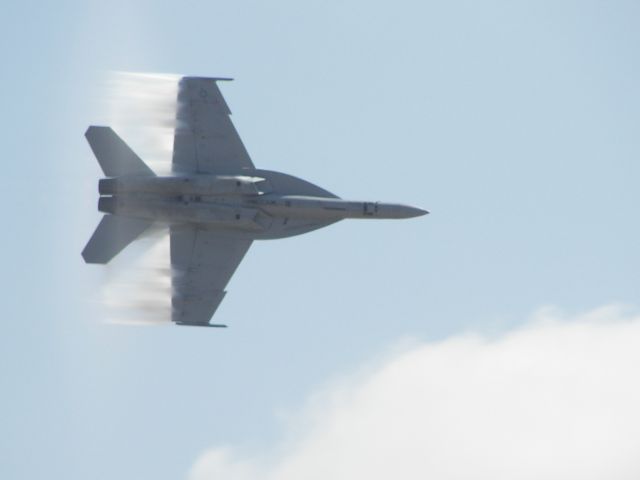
<box><xmin>189</xmin><ymin>305</ymin><xmax>640</xmax><ymax>480</ymax></box>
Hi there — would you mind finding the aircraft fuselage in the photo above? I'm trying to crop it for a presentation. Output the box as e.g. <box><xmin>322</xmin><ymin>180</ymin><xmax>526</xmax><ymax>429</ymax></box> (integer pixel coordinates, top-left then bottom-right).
<box><xmin>96</xmin><ymin>170</ymin><xmax>427</xmax><ymax>239</ymax></box>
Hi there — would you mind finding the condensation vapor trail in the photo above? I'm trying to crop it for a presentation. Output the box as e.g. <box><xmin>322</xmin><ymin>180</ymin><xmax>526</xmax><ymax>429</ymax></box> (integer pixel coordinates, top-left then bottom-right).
<box><xmin>99</xmin><ymin>227</ymin><xmax>172</xmax><ymax>325</ymax></box>
<box><xmin>104</xmin><ymin>71</ymin><xmax>180</xmax><ymax>175</ymax></box>
<box><xmin>95</xmin><ymin>72</ymin><xmax>181</xmax><ymax>325</ymax></box>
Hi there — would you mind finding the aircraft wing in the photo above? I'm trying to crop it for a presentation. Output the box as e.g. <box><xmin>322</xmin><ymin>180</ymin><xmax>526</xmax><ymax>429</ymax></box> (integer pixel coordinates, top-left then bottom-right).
<box><xmin>170</xmin><ymin>225</ymin><xmax>252</xmax><ymax>326</ymax></box>
<box><xmin>172</xmin><ymin>77</ymin><xmax>255</xmax><ymax>174</ymax></box>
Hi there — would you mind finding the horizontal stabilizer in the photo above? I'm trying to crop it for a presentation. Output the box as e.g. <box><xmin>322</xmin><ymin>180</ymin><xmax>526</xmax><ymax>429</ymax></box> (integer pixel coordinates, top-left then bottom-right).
<box><xmin>82</xmin><ymin>215</ymin><xmax>153</xmax><ymax>264</ymax></box>
<box><xmin>85</xmin><ymin>126</ymin><xmax>155</xmax><ymax>177</ymax></box>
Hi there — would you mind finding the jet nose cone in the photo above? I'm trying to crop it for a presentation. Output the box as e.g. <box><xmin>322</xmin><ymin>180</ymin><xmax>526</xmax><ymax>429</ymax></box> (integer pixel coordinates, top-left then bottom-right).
<box><xmin>402</xmin><ymin>206</ymin><xmax>429</xmax><ymax>218</ymax></box>
<box><xmin>376</xmin><ymin>203</ymin><xmax>429</xmax><ymax>219</ymax></box>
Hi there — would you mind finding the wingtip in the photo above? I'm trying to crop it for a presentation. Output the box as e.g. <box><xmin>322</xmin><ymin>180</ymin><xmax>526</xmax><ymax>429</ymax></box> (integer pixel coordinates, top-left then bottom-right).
<box><xmin>175</xmin><ymin>322</ymin><xmax>228</xmax><ymax>328</ymax></box>
<box><xmin>180</xmin><ymin>76</ymin><xmax>234</xmax><ymax>83</ymax></box>
<box><xmin>85</xmin><ymin>125</ymin><xmax>108</xmax><ymax>136</ymax></box>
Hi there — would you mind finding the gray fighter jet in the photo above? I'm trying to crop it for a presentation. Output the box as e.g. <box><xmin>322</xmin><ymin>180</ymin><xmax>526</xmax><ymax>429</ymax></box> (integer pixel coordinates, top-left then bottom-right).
<box><xmin>82</xmin><ymin>77</ymin><xmax>427</xmax><ymax>327</ymax></box>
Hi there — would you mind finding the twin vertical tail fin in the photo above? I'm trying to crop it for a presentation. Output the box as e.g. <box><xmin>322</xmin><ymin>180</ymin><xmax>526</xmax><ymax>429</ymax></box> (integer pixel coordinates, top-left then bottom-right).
<box><xmin>82</xmin><ymin>126</ymin><xmax>155</xmax><ymax>264</ymax></box>
<box><xmin>85</xmin><ymin>126</ymin><xmax>156</xmax><ymax>177</ymax></box>
<box><xmin>81</xmin><ymin>215</ymin><xmax>153</xmax><ymax>264</ymax></box>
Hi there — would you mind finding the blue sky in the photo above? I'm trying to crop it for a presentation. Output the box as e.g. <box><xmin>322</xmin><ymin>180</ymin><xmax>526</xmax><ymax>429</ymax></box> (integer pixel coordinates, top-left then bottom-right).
<box><xmin>2</xmin><ymin>1</ymin><xmax>640</xmax><ymax>479</ymax></box>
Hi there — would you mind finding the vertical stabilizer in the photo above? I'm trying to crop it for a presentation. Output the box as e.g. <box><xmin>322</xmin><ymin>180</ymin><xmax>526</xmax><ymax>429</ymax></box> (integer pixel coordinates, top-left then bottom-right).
<box><xmin>82</xmin><ymin>215</ymin><xmax>153</xmax><ymax>264</ymax></box>
<box><xmin>85</xmin><ymin>126</ymin><xmax>155</xmax><ymax>177</ymax></box>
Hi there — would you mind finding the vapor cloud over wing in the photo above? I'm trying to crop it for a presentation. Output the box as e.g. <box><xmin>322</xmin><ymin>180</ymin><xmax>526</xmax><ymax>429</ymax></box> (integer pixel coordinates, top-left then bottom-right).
<box><xmin>93</xmin><ymin>72</ymin><xmax>179</xmax><ymax>323</ymax></box>
<box><xmin>103</xmin><ymin>71</ymin><xmax>179</xmax><ymax>175</ymax></box>
<box><xmin>190</xmin><ymin>306</ymin><xmax>640</xmax><ymax>480</ymax></box>
<box><xmin>98</xmin><ymin>228</ymin><xmax>172</xmax><ymax>325</ymax></box>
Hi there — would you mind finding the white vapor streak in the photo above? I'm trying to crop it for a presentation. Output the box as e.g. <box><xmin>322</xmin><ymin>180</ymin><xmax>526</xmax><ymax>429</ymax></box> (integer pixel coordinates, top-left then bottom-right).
<box><xmin>103</xmin><ymin>71</ymin><xmax>180</xmax><ymax>175</ymax></box>
<box><xmin>189</xmin><ymin>305</ymin><xmax>640</xmax><ymax>480</ymax></box>
<box><xmin>95</xmin><ymin>72</ymin><xmax>180</xmax><ymax>324</ymax></box>
<box><xmin>99</xmin><ymin>228</ymin><xmax>172</xmax><ymax>325</ymax></box>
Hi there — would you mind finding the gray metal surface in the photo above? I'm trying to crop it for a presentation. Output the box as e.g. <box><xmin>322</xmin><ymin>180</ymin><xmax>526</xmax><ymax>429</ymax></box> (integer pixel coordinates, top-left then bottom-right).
<box><xmin>82</xmin><ymin>214</ymin><xmax>153</xmax><ymax>264</ymax></box>
<box><xmin>172</xmin><ymin>77</ymin><xmax>254</xmax><ymax>174</ymax></box>
<box><xmin>85</xmin><ymin>127</ymin><xmax>155</xmax><ymax>177</ymax></box>
<box><xmin>170</xmin><ymin>225</ymin><xmax>252</xmax><ymax>326</ymax></box>
<box><xmin>82</xmin><ymin>76</ymin><xmax>428</xmax><ymax>326</ymax></box>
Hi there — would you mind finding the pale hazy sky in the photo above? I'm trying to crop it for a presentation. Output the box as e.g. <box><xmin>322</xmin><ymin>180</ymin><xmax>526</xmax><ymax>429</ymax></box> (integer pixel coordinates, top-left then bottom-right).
<box><xmin>2</xmin><ymin>1</ymin><xmax>640</xmax><ymax>479</ymax></box>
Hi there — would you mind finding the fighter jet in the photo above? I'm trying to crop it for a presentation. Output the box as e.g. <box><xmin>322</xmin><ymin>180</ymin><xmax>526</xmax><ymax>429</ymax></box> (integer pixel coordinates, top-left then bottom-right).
<box><xmin>82</xmin><ymin>77</ymin><xmax>427</xmax><ymax>327</ymax></box>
